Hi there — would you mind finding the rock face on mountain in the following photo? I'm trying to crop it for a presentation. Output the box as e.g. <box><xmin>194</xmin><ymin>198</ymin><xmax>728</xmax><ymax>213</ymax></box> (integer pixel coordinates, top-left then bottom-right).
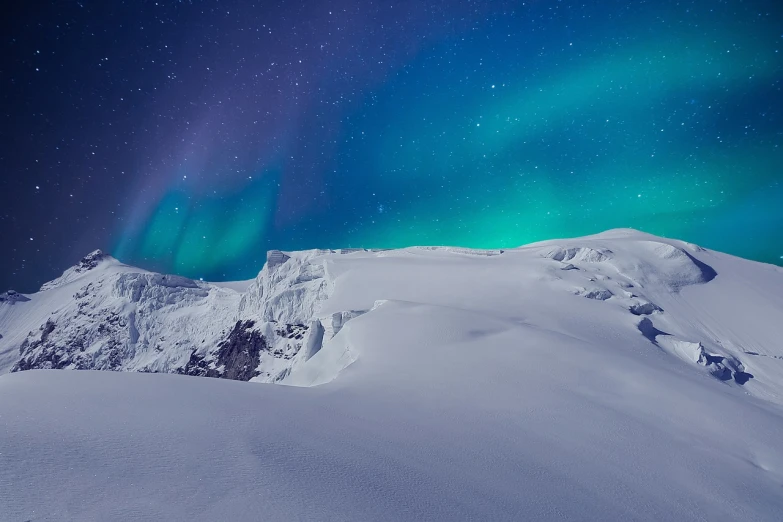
<box><xmin>3</xmin><ymin>229</ymin><xmax>783</xmax><ymax>521</ymax></box>
<box><xmin>1</xmin><ymin>229</ymin><xmax>782</xmax><ymax>402</ymax></box>
<box><xmin>0</xmin><ymin>248</ymin><xmax>359</xmax><ymax>382</ymax></box>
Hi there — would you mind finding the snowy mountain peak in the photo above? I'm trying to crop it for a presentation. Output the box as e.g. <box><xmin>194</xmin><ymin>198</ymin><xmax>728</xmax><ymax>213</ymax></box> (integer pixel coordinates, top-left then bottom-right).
<box><xmin>1</xmin><ymin>230</ymin><xmax>783</xmax><ymax>404</ymax></box>
<box><xmin>79</xmin><ymin>248</ymin><xmax>109</xmax><ymax>266</ymax></box>
<box><xmin>39</xmin><ymin>248</ymin><xmax>122</xmax><ymax>292</ymax></box>
<box><xmin>3</xmin><ymin>230</ymin><xmax>783</xmax><ymax>520</ymax></box>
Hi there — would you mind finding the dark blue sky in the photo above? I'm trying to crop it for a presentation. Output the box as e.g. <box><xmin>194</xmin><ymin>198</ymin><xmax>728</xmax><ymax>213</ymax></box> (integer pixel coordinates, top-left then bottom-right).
<box><xmin>2</xmin><ymin>0</ymin><xmax>782</xmax><ymax>292</ymax></box>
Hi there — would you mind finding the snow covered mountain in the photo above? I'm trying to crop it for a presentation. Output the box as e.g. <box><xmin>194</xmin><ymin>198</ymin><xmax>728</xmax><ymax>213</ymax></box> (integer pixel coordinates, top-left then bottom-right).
<box><xmin>2</xmin><ymin>229</ymin><xmax>783</xmax><ymax>520</ymax></box>
<box><xmin>0</xmin><ymin>248</ymin><xmax>337</xmax><ymax>382</ymax></box>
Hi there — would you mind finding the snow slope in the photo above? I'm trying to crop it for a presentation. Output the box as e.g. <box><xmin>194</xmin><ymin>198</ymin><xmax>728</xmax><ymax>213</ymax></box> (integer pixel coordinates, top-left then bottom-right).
<box><xmin>2</xmin><ymin>229</ymin><xmax>783</xmax><ymax>520</ymax></box>
<box><xmin>0</xmin><ymin>249</ymin><xmax>338</xmax><ymax>382</ymax></box>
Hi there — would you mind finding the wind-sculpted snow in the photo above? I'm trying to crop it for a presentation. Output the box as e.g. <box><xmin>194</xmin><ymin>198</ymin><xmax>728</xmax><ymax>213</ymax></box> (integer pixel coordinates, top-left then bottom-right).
<box><xmin>543</xmin><ymin>245</ymin><xmax>613</xmax><ymax>263</ymax></box>
<box><xmin>0</xmin><ymin>247</ymin><xmax>357</xmax><ymax>383</ymax></box>
<box><xmin>542</xmin><ymin>240</ymin><xmax>715</xmax><ymax>290</ymax></box>
<box><xmin>2</xmin><ymin>229</ymin><xmax>783</xmax><ymax>520</ymax></box>
<box><xmin>0</xmin><ymin>230</ymin><xmax>781</xmax><ymax>397</ymax></box>
<box><xmin>1</xmin><ymin>229</ymin><xmax>781</xmax><ymax>399</ymax></box>
<box><xmin>239</xmin><ymin>249</ymin><xmax>332</xmax><ymax>325</ymax></box>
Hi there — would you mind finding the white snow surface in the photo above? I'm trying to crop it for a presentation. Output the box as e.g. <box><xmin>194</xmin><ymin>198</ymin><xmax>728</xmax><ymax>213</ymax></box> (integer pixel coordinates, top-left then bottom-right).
<box><xmin>2</xmin><ymin>229</ymin><xmax>783</xmax><ymax>520</ymax></box>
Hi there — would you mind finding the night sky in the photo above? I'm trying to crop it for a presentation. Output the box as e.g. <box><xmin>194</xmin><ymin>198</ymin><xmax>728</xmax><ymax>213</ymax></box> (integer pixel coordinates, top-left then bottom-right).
<box><xmin>2</xmin><ymin>0</ymin><xmax>782</xmax><ymax>292</ymax></box>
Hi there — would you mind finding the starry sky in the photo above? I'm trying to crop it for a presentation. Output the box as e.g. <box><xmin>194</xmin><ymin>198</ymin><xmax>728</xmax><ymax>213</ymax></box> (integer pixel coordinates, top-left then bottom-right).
<box><xmin>2</xmin><ymin>0</ymin><xmax>782</xmax><ymax>292</ymax></box>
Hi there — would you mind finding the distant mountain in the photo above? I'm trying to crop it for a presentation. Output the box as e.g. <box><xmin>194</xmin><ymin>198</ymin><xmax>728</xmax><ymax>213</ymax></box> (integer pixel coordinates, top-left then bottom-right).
<box><xmin>2</xmin><ymin>229</ymin><xmax>783</xmax><ymax>520</ymax></box>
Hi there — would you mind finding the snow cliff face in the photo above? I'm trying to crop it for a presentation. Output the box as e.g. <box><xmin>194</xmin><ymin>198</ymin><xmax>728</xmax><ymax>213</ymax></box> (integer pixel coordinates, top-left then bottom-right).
<box><xmin>1</xmin><ymin>230</ymin><xmax>782</xmax><ymax>406</ymax></box>
<box><xmin>0</xmin><ymin>248</ymin><xmax>361</xmax><ymax>383</ymax></box>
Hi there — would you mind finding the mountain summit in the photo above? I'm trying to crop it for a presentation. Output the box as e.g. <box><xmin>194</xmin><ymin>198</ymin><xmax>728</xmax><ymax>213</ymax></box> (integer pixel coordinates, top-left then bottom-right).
<box><xmin>2</xmin><ymin>229</ymin><xmax>783</xmax><ymax>520</ymax></box>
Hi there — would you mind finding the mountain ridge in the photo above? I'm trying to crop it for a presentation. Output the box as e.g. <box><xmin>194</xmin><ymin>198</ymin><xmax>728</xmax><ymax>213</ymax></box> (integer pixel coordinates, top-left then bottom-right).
<box><xmin>3</xmin><ymin>228</ymin><xmax>783</xmax><ymax>520</ymax></box>
<box><xmin>1</xmin><ymin>228</ymin><xmax>782</xmax><ymax>400</ymax></box>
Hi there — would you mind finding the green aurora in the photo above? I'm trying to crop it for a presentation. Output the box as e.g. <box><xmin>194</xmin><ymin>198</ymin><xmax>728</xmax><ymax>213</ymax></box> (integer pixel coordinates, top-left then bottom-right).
<box><xmin>115</xmin><ymin>0</ymin><xmax>783</xmax><ymax>280</ymax></box>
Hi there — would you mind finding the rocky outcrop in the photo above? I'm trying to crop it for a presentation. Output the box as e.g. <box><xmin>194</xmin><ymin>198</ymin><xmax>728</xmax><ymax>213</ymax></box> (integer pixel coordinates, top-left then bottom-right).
<box><xmin>5</xmin><ymin>247</ymin><xmax>367</xmax><ymax>384</ymax></box>
<box><xmin>182</xmin><ymin>320</ymin><xmax>266</xmax><ymax>381</ymax></box>
<box><xmin>0</xmin><ymin>290</ymin><xmax>30</xmax><ymax>303</ymax></box>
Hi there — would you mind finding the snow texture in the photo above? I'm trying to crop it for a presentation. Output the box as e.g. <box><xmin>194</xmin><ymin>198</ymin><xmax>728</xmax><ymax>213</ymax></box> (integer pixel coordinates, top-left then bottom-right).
<box><xmin>2</xmin><ymin>229</ymin><xmax>783</xmax><ymax>520</ymax></box>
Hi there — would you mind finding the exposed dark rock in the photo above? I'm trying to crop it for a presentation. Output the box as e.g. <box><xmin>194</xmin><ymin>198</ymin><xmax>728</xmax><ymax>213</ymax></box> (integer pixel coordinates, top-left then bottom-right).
<box><xmin>182</xmin><ymin>320</ymin><xmax>267</xmax><ymax>381</ymax></box>
<box><xmin>74</xmin><ymin>283</ymin><xmax>93</xmax><ymax>300</ymax></box>
<box><xmin>180</xmin><ymin>350</ymin><xmax>212</xmax><ymax>378</ymax></box>
<box><xmin>13</xmin><ymin>313</ymin><xmax>131</xmax><ymax>373</ymax></box>
<box><xmin>76</xmin><ymin>250</ymin><xmax>108</xmax><ymax>272</ymax></box>
<box><xmin>275</xmin><ymin>323</ymin><xmax>308</xmax><ymax>340</ymax></box>
<box><xmin>267</xmin><ymin>250</ymin><xmax>291</xmax><ymax>269</ymax></box>
<box><xmin>14</xmin><ymin>320</ymin><xmax>61</xmax><ymax>371</ymax></box>
<box><xmin>0</xmin><ymin>290</ymin><xmax>30</xmax><ymax>303</ymax></box>
<box><xmin>214</xmin><ymin>320</ymin><xmax>267</xmax><ymax>380</ymax></box>
<box><xmin>180</xmin><ymin>320</ymin><xmax>310</xmax><ymax>381</ymax></box>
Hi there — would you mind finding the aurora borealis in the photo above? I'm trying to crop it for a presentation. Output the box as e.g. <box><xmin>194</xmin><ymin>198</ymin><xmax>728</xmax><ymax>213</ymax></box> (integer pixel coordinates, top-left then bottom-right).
<box><xmin>2</xmin><ymin>0</ymin><xmax>782</xmax><ymax>290</ymax></box>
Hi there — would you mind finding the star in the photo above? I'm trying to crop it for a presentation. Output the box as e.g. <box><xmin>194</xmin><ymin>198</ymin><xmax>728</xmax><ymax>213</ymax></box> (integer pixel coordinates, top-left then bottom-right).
<box><xmin>2</xmin><ymin>0</ymin><xmax>782</xmax><ymax>293</ymax></box>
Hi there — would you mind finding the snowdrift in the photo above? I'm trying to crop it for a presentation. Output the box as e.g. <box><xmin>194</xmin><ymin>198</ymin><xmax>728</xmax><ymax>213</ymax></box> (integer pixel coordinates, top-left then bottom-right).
<box><xmin>2</xmin><ymin>229</ymin><xmax>783</xmax><ymax>520</ymax></box>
